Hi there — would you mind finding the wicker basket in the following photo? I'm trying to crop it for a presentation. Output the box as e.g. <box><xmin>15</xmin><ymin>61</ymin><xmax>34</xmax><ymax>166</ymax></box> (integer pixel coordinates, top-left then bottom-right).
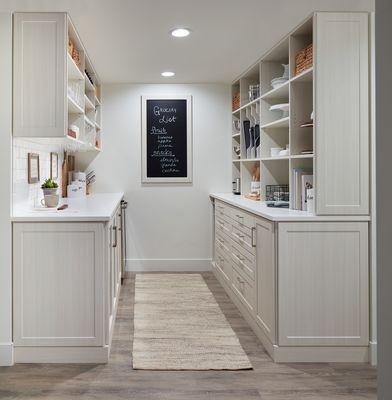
<box><xmin>232</xmin><ymin>93</ymin><xmax>240</xmax><ymax>111</ymax></box>
<box><xmin>295</xmin><ymin>43</ymin><xmax>313</xmax><ymax>76</ymax></box>
<box><xmin>72</xmin><ymin>47</ymin><xmax>81</xmax><ymax>69</ymax></box>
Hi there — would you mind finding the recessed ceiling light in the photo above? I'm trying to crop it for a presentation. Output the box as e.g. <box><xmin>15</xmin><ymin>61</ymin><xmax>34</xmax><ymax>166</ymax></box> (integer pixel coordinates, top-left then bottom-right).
<box><xmin>170</xmin><ymin>28</ymin><xmax>190</xmax><ymax>38</ymax></box>
<box><xmin>161</xmin><ymin>71</ymin><xmax>175</xmax><ymax>77</ymax></box>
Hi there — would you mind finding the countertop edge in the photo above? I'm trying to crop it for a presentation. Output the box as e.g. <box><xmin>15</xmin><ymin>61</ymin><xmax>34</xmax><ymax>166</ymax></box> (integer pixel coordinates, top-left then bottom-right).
<box><xmin>11</xmin><ymin>192</ymin><xmax>124</xmax><ymax>222</ymax></box>
<box><xmin>210</xmin><ymin>193</ymin><xmax>371</xmax><ymax>222</ymax></box>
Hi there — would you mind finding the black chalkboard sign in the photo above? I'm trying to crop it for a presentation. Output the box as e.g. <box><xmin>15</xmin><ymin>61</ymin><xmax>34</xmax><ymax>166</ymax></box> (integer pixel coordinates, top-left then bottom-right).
<box><xmin>142</xmin><ymin>96</ymin><xmax>192</xmax><ymax>183</ymax></box>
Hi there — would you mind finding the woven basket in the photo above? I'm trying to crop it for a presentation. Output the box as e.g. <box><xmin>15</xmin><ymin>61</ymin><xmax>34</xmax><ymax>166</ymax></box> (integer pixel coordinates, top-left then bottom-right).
<box><xmin>295</xmin><ymin>43</ymin><xmax>313</xmax><ymax>76</ymax></box>
<box><xmin>232</xmin><ymin>93</ymin><xmax>240</xmax><ymax>111</ymax></box>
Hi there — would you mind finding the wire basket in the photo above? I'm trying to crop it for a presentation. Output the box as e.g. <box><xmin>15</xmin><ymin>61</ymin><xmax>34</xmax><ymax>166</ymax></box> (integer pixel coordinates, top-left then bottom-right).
<box><xmin>265</xmin><ymin>185</ymin><xmax>289</xmax><ymax>202</ymax></box>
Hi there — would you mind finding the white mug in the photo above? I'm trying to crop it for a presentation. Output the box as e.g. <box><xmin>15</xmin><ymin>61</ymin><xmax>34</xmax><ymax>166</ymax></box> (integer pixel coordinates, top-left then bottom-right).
<box><xmin>41</xmin><ymin>194</ymin><xmax>59</xmax><ymax>208</ymax></box>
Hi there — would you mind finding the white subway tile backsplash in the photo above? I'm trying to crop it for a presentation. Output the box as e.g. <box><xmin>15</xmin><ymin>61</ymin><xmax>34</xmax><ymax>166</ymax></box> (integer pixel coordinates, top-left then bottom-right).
<box><xmin>13</xmin><ymin>139</ymin><xmax>64</xmax><ymax>205</ymax></box>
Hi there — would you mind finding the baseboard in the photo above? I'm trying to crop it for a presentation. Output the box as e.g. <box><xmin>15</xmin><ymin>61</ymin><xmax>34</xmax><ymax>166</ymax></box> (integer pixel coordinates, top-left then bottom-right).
<box><xmin>14</xmin><ymin>346</ymin><xmax>109</xmax><ymax>363</ymax></box>
<box><xmin>369</xmin><ymin>340</ymin><xmax>377</xmax><ymax>366</ymax></box>
<box><xmin>0</xmin><ymin>342</ymin><xmax>14</xmax><ymax>366</ymax></box>
<box><xmin>126</xmin><ymin>258</ymin><xmax>212</xmax><ymax>272</ymax></box>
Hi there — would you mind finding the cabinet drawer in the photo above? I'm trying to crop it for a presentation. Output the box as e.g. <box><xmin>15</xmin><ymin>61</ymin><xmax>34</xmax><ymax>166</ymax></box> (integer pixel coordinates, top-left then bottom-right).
<box><xmin>215</xmin><ymin>248</ymin><xmax>232</xmax><ymax>282</ymax></box>
<box><xmin>232</xmin><ymin>225</ymin><xmax>255</xmax><ymax>255</ymax></box>
<box><xmin>232</xmin><ymin>264</ymin><xmax>255</xmax><ymax>312</ymax></box>
<box><xmin>229</xmin><ymin>208</ymin><xmax>255</xmax><ymax>230</ymax></box>
<box><xmin>215</xmin><ymin>230</ymin><xmax>231</xmax><ymax>254</ymax></box>
<box><xmin>231</xmin><ymin>251</ymin><xmax>255</xmax><ymax>282</ymax></box>
<box><xmin>215</xmin><ymin>200</ymin><xmax>232</xmax><ymax>220</ymax></box>
<box><xmin>215</xmin><ymin>216</ymin><xmax>232</xmax><ymax>237</ymax></box>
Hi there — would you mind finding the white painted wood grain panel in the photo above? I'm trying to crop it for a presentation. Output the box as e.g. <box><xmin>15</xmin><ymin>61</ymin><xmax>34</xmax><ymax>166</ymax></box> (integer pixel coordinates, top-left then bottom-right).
<box><xmin>255</xmin><ymin>217</ymin><xmax>276</xmax><ymax>344</ymax></box>
<box><xmin>278</xmin><ymin>222</ymin><xmax>369</xmax><ymax>346</ymax></box>
<box><xmin>315</xmin><ymin>13</ymin><xmax>369</xmax><ymax>214</ymax></box>
<box><xmin>13</xmin><ymin>13</ymin><xmax>66</xmax><ymax>137</ymax></box>
<box><xmin>13</xmin><ymin>222</ymin><xmax>104</xmax><ymax>346</ymax></box>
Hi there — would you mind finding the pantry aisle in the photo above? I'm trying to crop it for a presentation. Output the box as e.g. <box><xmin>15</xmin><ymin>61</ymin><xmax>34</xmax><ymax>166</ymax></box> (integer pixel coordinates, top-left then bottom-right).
<box><xmin>0</xmin><ymin>273</ymin><xmax>376</xmax><ymax>400</ymax></box>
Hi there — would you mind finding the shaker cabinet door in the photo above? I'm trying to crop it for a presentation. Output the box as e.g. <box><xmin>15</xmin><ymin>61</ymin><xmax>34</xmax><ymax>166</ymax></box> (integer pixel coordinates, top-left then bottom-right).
<box><xmin>13</xmin><ymin>13</ymin><xmax>66</xmax><ymax>137</ymax></box>
<box><xmin>278</xmin><ymin>222</ymin><xmax>369</xmax><ymax>346</ymax></box>
<box><xmin>315</xmin><ymin>12</ymin><xmax>369</xmax><ymax>215</ymax></box>
<box><xmin>13</xmin><ymin>222</ymin><xmax>104</xmax><ymax>346</ymax></box>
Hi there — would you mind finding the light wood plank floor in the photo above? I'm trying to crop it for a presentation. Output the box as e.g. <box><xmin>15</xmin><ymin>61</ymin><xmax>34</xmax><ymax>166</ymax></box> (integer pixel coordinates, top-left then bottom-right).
<box><xmin>0</xmin><ymin>273</ymin><xmax>377</xmax><ymax>399</ymax></box>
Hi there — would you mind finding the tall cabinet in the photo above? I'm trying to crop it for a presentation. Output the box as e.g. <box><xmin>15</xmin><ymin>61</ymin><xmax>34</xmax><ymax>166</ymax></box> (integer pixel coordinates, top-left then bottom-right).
<box><xmin>231</xmin><ymin>12</ymin><xmax>369</xmax><ymax>215</ymax></box>
<box><xmin>13</xmin><ymin>12</ymin><xmax>103</xmax><ymax>152</ymax></box>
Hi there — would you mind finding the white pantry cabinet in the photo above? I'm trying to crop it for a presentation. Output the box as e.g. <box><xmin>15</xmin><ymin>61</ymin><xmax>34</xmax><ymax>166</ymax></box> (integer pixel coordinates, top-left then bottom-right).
<box><xmin>212</xmin><ymin>198</ymin><xmax>370</xmax><ymax>363</ymax></box>
<box><xmin>13</xmin><ymin>12</ymin><xmax>103</xmax><ymax>152</ymax></box>
<box><xmin>315</xmin><ymin>13</ymin><xmax>369</xmax><ymax>215</ymax></box>
<box><xmin>278</xmin><ymin>222</ymin><xmax>369</xmax><ymax>346</ymax></box>
<box><xmin>13</xmin><ymin>202</ymin><xmax>123</xmax><ymax>363</ymax></box>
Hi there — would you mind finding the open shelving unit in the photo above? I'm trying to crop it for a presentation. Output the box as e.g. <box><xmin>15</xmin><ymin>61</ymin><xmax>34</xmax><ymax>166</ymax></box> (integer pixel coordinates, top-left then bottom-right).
<box><xmin>67</xmin><ymin>16</ymin><xmax>102</xmax><ymax>153</ymax></box>
<box><xmin>231</xmin><ymin>15</ymin><xmax>314</xmax><ymax>210</ymax></box>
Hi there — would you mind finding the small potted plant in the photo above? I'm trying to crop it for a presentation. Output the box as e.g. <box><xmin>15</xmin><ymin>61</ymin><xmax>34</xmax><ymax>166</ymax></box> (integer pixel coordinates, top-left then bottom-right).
<box><xmin>41</xmin><ymin>178</ymin><xmax>58</xmax><ymax>196</ymax></box>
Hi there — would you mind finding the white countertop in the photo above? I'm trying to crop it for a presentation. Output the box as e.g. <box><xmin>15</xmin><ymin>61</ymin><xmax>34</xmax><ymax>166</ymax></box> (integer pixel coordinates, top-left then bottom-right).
<box><xmin>12</xmin><ymin>193</ymin><xmax>124</xmax><ymax>222</ymax></box>
<box><xmin>210</xmin><ymin>193</ymin><xmax>371</xmax><ymax>222</ymax></box>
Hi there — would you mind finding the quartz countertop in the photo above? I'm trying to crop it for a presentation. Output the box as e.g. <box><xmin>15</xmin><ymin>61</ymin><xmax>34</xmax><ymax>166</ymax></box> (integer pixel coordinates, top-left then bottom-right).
<box><xmin>210</xmin><ymin>193</ymin><xmax>371</xmax><ymax>222</ymax></box>
<box><xmin>12</xmin><ymin>192</ymin><xmax>124</xmax><ymax>222</ymax></box>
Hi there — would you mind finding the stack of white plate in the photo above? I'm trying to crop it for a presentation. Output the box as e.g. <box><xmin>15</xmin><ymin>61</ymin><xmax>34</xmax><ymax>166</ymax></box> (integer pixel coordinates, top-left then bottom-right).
<box><xmin>271</xmin><ymin>77</ymin><xmax>288</xmax><ymax>89</ymax></box>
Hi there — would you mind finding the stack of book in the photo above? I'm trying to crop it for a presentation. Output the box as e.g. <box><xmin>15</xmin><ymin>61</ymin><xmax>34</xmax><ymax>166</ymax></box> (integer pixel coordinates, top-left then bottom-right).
<box><xmin>291</xmin><ymin>168</ymin><xmax>313</xmax><ymax>211</ymax></box>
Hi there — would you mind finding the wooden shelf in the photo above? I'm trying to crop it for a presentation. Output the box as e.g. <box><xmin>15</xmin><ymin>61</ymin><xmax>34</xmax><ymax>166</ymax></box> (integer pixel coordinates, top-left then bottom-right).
<box><xmin>261</xmin><ymin>156</ymin><xmax>291</xmax><ymax>161</ymax></box>
<box><xmin>260</xmin><ymin>116</ymin><xmax>289</xmax><ymax>129</ymax></box>
<box><xmin>291</xmin><ymin>154</ymin><xmax>314</xmax><ymax>159</ymax></box>
<box><xmin>291</xmin><ymin>67</ymin><xmax>313</xmax><ymax>83</ymax></box>
<box><xmin>67</xmin><ymin>96</ymin><xmax>84</xmax><ymax>114</ymax></box>
<box><xmin>84</xmin><ymin>116</ymin><xmax>95</xmax><ymax>128</ymax></box>
<box><xmin>85</xmin><ymin>73</ymin><xmax>95</xmax><ymax>92</ymax></box>
<box><xmin>232</xmin><ymin>159</ymin><xmax>241</xmax><ymax>163</ymax></box>
<box><xmin>261</xmin><ymin>80</ymin><xmax>289</xmax><ymax>101</ymax></box>
<box><xmin>67</xmin><ymin>52</ymin><xmax>84</xmax><ymax>80</ymax></box>
<box><xmin>84</xmin><ymin>95</ymin><xmax>95</xmax><ymax>111</ymax></box>
<box><xmin>232</xmin><ymin>133</ymin><xmax>240</xmax><ymax>138</ymax></box>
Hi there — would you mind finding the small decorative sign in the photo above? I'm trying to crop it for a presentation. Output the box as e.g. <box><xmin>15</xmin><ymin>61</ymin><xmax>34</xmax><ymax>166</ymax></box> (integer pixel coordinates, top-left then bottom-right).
<box><xmin>50</xmin><ymin>152</ymin><xmax>58</xmax><ymax>179</ymax></box>
<box><xmin>141</xmin><ymin>95</ymin><xmax>192</xmax><ymax>183</ymax></box>
<box><xmin>28</xmin><ymin>153</ymin><xmax>40</xmax><ymax>184</ymax></box>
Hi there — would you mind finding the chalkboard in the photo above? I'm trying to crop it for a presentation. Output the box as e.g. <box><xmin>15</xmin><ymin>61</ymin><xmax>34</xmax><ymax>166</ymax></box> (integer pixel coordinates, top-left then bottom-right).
<box><xmin>142</xmin><ymin>95</ymin><xmax>192</xmax><ymax>183</ymax></box>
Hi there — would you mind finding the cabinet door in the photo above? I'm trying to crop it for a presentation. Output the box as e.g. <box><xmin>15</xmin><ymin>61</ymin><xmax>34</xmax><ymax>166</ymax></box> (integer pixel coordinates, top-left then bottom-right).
<box><xmin>278</xmin><ymin>222</ymin><xmax>369</xmax><ymax>346</ymax></box>
<box><xmin>315</xmin><ymin>12</ymin><xmax>369</xmax><ymax>215</ymax></box>
<box><xmin>13</xmin><ymin>13</ymin><xmax>66</xmax><ymax>137</ymax></box>
<box><xmin>255</xmin><ymin>218</ymin><xmax>276</xmax><ymax>344</ymax></box>
<box><xmin>13</xmin><ymin>222</ymin><xmax>104</xmax><ymax>346</ymax></box>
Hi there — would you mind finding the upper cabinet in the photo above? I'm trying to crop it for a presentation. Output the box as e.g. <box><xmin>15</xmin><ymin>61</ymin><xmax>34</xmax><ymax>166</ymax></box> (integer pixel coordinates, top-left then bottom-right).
<box><xmin>13</xmin><ymin>12</ymin><xmax>102</xmax><ymax>152</ymax></box>
<box><xmin>230</xmin><ymin>12</ymin><xmax>370</xmax><ymax>216</ymax></box>
<box><xmin>315</xmin><ymin>13</ymin><xmax>369</xmax><ymax>215</ymax></box>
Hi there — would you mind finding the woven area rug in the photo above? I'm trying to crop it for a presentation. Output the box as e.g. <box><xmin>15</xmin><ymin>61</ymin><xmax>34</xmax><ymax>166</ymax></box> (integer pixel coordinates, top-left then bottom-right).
<box><xmin>132</xmin><ymin>273</ymin><xmax>252</xmax><ymax>370</ymax></box>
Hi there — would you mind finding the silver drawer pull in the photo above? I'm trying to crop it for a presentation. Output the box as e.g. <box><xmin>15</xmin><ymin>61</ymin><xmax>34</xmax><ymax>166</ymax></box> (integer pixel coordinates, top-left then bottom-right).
<box><xmin>251</xmin><ymin>227</ymin><xmax>256</xmax><ymax>247</ymax></box>
<box><xmin>236</xmin><ymin>254</ymin><xmax>245</xmax><ymax>261</ymax></box>
<box><xmin>218</xmin><ymin>238</ymin><xmax>224</xmax><ymax>244</ymax></box>
<box><xmin>238</xmin><ymin>234</ymin><xmax>244</xmax><ymax>238</ymax></box>
<box><xmin>236</xmin><ymin>214</ymin><xmax>244</xmax><ymax>219</ymax></box>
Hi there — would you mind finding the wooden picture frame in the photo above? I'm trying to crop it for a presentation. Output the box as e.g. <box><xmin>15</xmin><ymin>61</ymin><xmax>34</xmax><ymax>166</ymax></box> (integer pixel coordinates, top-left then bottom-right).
<box><xmin>141</xmin><ymin>95</ymin><xmax>193</xmax><ymax>183</ymax></box>
<box><xmin>50</xmin><ymin>152</ymin><xmax>58</xmax><ymax>179</ymax></box>
<box><xmin>28</xmin><ymin>153</ymin><xmax>40</xmax><ymax>184</ymax></box>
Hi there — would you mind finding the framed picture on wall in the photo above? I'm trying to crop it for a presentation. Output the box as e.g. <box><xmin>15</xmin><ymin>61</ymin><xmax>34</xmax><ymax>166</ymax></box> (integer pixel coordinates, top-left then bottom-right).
<box><xmin>141</xmin><ymin>95</ymin><xmax>192</xmax><ymax>183</ymax></box>
<box><xmin>50</xmin><ymin>152</ymin><xmax>58</xmax><ymax>179</ymax></box>
<box><xmin>28</xmin><ymin>153</ymin><xmax>40</xmax><ymax>184</ymax></box>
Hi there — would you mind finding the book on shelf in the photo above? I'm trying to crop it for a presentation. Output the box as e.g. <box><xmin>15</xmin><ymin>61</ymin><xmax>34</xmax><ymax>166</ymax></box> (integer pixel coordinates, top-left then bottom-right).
<box><xmin>291</xmin><ymin>167</ymin><xmax>313</xmax><ymax>211</ymax></box>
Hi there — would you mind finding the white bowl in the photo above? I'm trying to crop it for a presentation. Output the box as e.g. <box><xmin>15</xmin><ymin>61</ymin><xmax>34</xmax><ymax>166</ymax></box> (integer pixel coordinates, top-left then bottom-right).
<box><xmin>271</xmin><ymin>147</ymin><xmax>283</xmax><ymax>157</ymax></box>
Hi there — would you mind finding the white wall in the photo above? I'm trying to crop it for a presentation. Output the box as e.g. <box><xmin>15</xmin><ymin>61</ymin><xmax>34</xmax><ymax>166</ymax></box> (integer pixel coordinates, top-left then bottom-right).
<box><xmin>0</xmin><ymin>12</ymin><xmax>13</xmax><ymax>366</ymax></box>
<box><xmin>89</xmin><ymin>84</ymin><xmax>231</xmax><ymax>271</ymax></box>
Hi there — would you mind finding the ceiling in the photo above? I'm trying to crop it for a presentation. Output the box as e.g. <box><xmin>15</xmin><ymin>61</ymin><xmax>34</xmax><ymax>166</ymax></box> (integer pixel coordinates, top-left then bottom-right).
<box><xmin>1</xmin><ymin>0</ymin><xmax>374</xmax><ymax>83</ymax></box>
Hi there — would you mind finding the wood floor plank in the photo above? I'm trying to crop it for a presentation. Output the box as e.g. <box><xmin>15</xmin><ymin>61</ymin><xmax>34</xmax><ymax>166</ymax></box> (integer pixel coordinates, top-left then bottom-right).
<box><xmin>0</xmin><ymin>272</ymin><xmax>376</xmax><ymax>400</ymax></box>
